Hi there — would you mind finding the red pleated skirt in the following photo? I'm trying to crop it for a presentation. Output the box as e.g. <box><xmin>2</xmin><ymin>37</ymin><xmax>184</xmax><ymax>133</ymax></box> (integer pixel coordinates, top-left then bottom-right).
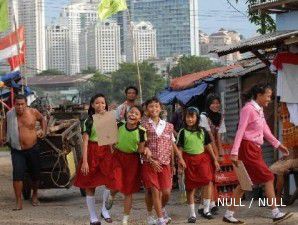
<box><xmin>182</xmin><ymin>152</ymin><xmax>213</xmax><ymax>191</ymax></box>
<box><xmin>112</xmin><ymin>150</ymin><xmax>141</xmax><ymax>195</ymax></box>
<box><xmin>238</xmin><ymin>140</ymin><xmax>274</xmax><ymax>185</ymax></box>
<box><xmin>141</xmin><ymin>162</ymin><xmax>172</xmax><ymax>191</ymax></box>
<box><xmin>74</xmin><ymin>142</ymin><xmax>115</xmax><ymax>189</ymax></box>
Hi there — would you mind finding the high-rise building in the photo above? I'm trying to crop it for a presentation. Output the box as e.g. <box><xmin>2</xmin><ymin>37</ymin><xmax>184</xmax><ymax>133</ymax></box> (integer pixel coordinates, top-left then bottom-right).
<box><xmin>3</xmin><ymin>0</ymin><xmax>46</xmax><ymax>76</ymax></box>
<box><xmin>46</xmin><ymin>25</ymin><xmax>70</xmax><ymax>75</ymax></box>
<box><xmin>131</xmin><ymin>21</ymin><xmax>157</xmax><ymax>62</ymax></box>
<box><xmin>132</xmin><ymin>0</ymin><xmax>200</xmax><ymax>58</ymax></box>
<box><xmin>60</xmin><ymin>1</ymin><xmax>100</xmax><ymax>75</ymax></box>
<box><xmin>79</xmin><ymin>30</ymin><xmax>88</xmax><ymax>72</ymax></box>
<box><xmin>116</xmin><ymin>0</ymin><xmax>134</xmax><ymax>58</ymax></box>
<box><xmin>199</xmin><ymin>30</ymin><xmax>210</xmax><ymax>56</ymax></box>
<box><xmin>208</xmin><ymin>28</ymin><xmax>242</xmax><ymax>64</ymax></box>
<box><xmin>80</xmin><ymin>21</ymin><xmax>121</xmax><ymax>73</ymax></box>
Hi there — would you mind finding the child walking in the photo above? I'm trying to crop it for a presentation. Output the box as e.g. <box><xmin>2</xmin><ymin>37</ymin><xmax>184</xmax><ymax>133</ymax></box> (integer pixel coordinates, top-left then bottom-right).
<box><xmin>200</xmin><ymin>94</ymin><xmax>226</xmax><ymax>214</ymax></box>
<box><xmin>104</xmin><ymin>106</ymin><xmax>150</xmax><ymax>224</ymax></box>
<box><xmin>223</xmin><ymin>84</ymin><xmax>291</xmax><ymax>224</ymax></box>
<box><xmin>177</xmin><ymin>107</ymin><xmax>220</xmax><ymax>223</ymax></box>
<box><xmin>74</xmin><ymin>93</ymin><xmax>115</xmax><ymax>225</ymax></box>
<box><xmin>141</xmin><ymin>97</ymin><xmax>185</xmax><ymax>225</ymax></box>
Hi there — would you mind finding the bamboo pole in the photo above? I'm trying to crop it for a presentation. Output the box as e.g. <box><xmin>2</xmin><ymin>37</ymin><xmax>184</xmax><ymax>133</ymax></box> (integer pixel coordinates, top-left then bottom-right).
<box><xmin>126</xmin><ymin>10</ymin><xmax>143</xmax><ymax>104</ymax></box>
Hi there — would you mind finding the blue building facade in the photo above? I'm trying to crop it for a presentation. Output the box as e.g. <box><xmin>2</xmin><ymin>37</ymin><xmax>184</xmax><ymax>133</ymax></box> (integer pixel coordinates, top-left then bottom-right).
<box><xmin>132</xmin><ymin>0</ymin><xmax>199</xmax><ymax>59</ymax></box>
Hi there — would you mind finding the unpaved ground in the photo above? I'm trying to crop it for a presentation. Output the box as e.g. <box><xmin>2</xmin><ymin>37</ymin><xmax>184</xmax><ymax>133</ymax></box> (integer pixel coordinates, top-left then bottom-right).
<box><xmin>0</xmin><ymin>152</ymin><xmax>297</xmax><ymax>225</ymax></box>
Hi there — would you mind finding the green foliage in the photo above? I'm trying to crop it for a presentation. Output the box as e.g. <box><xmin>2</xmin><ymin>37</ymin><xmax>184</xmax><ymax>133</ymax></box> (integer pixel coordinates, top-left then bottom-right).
<box><xmin>111</xmin><ymin>62</ymin><xmax>165</xmax><ymax>103</ymax></box>
<box><xmin>170</xmin><ymin>55</ymin><xmax>219</xmax><ymax>78</ymax></box>
<box><xmin>235</xmin><ymin>0</ymin><xmax>276</xmax><ymax>34</ymax></box>
<box><xmin>91</xmin><ymin>72</ymin><xmax>113</xmax><ymax>100</ymax></box>
<box><xmin>81</xmin><ymin>67</ymin><xmax>98</xmax><ymax>74</ymax></box>
<box><xmin>79</xmin><ymin>62</ymin><xmax>165</xmax><ymax>104</ymax></box>
<box><xmin>79</xmin><ymin>72</ymin><xmax>113</xmax><ymax>103</ymax></box>
<box><xmin>31</xmin><ymin>86</ymin><xmax>45</xmax><ymax>97</ymax></box>
<box><xmin>38</xmin><ymin>69</ymin><xmax>65</xmax><ymax>75</ymax></box>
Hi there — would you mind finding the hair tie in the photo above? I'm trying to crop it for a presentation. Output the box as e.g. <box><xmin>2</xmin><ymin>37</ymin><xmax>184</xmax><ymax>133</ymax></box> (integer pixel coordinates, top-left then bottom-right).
<box><xmin>187</xmin><ymin>107</ymin><xmax>200</xmax><ymax>115</ymax></box>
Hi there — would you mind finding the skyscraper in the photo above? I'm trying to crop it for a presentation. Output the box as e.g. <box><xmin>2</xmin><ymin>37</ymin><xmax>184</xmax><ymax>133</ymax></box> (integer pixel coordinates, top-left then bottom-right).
<box><xmin>131</xmin><ymin>21</ymin><xmax>157</xmax><ymax>62</ymax></box>
<box><xmin>80</xmin><ymin>21</ymin><xmax>121</xmax><ymax>73</ymax></box>
<box><xmin>60</xmin><ymin>1</ymin><xmax>100</xmax><ymax>75</ymax></box>
<box><xmin>133</xmin><ymin>0</ymin><xmax>200</xmax><ymax>58</ymax></box>
<box><xmin>46</xmin><ymin>25</ymin><xmax>70</xmax><ymax>75</ymax></box>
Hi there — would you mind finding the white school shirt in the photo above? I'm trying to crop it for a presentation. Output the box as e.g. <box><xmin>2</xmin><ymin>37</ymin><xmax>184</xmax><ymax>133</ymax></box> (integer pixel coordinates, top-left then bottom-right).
<box><xmin>200</xmin><ymin>114</ymin><xmax>226</xmax><ymax>134</ymax></box>
<box><xmin>148</xmin><ymin>118</ymin><xmax>176</xmax><ymax>142</ymax></box>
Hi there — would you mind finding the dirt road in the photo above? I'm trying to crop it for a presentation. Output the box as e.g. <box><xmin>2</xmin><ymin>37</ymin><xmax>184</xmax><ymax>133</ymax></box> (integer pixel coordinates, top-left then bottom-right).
<box><xmin>0</xmin><ymin>152</ymin><xmax>297</xmax><ymax>225</ymax></box>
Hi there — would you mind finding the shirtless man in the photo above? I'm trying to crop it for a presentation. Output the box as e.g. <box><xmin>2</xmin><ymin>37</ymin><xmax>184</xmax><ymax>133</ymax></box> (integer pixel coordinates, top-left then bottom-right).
<box><xmin>5</xmin><ymin>94</ymin><xmax>46</xmax><ymax>210</ymax></box>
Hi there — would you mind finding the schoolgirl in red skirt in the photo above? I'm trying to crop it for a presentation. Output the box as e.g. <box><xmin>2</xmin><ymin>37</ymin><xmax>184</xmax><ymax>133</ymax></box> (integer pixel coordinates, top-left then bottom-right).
<box><xmin>104</xmin><ymin>105</ymin><xmax>150</xmax><ymax>225</ymax></box>
<box><xmin>74</xmin><ymin>93</ymin><xmax>115</xmax><ymax>225</ymax></box>
<box><xmin>223</xmin><ymin>84</ymin><xmax>292</xmax><ymax>224</ymax></box>
<box><xmin>177</xmin><ymin>107</ymin><xmax>220</xmax><ymax>223</ymax></box>
<box><xmin>200</xmin><ymin>94</ymin><xmax>227</xmax><ymax>214</ymax></box>
<box><xmin>141</xmin><ymin>97</ymin><xmax>186</xmax><ymax>225</ymax></box>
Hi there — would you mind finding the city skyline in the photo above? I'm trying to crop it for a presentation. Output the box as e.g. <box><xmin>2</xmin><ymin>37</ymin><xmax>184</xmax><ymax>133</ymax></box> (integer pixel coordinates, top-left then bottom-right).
<box><xmin>45</xmin><ymin>0</ymin><xmax>257</xmax><ymax>38</ymax></box>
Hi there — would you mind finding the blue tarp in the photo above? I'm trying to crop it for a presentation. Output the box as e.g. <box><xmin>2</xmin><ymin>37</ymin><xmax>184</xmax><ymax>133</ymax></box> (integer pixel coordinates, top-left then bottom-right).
<box><xmin>1</xmin><ymin>71</ymin><xmax>21</xmax><ymax>83</ymax></box>
<box><xmin>158</xmin><ymin>82</ymin><xmax>208</xmax><ymax>105</ymax></box>
<box><xmin>0</xmin><ymin>71</ymin><xmax>32</xmax><ymax>98</ymax></box>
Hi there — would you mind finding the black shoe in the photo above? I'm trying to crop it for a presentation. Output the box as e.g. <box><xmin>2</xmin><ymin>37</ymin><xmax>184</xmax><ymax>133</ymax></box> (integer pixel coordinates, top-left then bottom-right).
<box><xmin>197</xmin><ymin>208</ymin><xmax>203</xmax><ymax>215</ymax></box>
<box><xmin>210</xmin><ymin>206</ymin><xmax>219</xmax><ymax>215</ymax></box>
<box><xmin>273</xmin><ymin>212</ymin><xmax>293</xmax><ymax>224</ymax></box>
<box><xmin>90</xmin><ymin>222</ymin><xmax>101</xmax><ymax>225</ymax></box>
<box><xmin>201</xmin><ymin>212</ymin><xmax>213</xmax><ymax>220</ymax></box>
<box><xmin>101</xmin><ymin>213</ymin><xmax>113</xmax><ymax>223</ymax></box>
<box><xmin>222</xmin><ymin>216</ymin><xmax>245</xmax><ymax>224</ymax></box>
<box><xmin>187</xmin><ymin>216</ymin><xmax>196</xmax><ymax>223</ymax></box>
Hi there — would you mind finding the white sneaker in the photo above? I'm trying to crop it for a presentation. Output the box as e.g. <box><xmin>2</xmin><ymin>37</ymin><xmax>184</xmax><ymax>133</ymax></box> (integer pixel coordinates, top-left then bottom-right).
<box><xmin>163</xmin><ymin>211</ymin><xmax>171</xmax><ymax>224</ymax></box>
<box><xmin>164</xmin><ymin>216</ymin><xmax>172</xmax><ymax>224</ymax></box>
<box><xmin>156</xmin><ymin>220</ymin><xmax>166</xmax><ymax>225</ymax></box>
<box><xmin>147</xmin><ymin>216</ymin><xmax>157</xmax><ymax>225</ymax></box>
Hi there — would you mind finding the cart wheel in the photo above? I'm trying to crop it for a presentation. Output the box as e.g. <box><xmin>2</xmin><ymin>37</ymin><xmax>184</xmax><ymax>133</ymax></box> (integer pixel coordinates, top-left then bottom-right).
<box><xmin>80</xmin><ymin>188</ymin><xmax>86</xmax><ymax>197</ymax></box>
<box><xmin>22</xmin><ymin>182</ymin><xmax>31</xmax><ymax>200</ymax></box>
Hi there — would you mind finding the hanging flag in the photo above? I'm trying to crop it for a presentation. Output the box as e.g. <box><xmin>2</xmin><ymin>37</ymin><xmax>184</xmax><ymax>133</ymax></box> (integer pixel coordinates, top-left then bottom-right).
<box><xmin>0</xmin><ymin>26</ymin><xmax>24</xmax><ymax>61</ymax></box>
<box><xmin>8</xmin><ymin>44</ymin><xmax>25</xmax><ymax>71</ymax></box>
<box><xmin>0</xmin><ymin>0</ymin><xmax>9</xmax><ymax>32</ymax></box>
<box><xmin>98</xmin><ymin>0</ymin><xmax>127</xmax><ymax>20</ymax></box>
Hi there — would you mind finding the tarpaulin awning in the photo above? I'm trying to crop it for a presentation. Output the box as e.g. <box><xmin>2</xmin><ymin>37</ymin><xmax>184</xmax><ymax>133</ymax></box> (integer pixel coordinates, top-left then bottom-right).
<box><xmin>158</xmin><ymin>82</ymin><xmax>208</xmax><ymax>105</ymax></box>
<box><xmin>1</xmin><ymin>71</ymin><xmax>21</xmax><ymax>83</ymax></box>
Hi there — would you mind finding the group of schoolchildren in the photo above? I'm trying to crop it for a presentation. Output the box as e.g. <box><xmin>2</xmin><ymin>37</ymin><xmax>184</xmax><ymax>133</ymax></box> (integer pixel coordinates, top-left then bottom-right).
<box><xmin>74</xmin><ymin>86</ymin><xmax>227</xmax><ymax>225</ymax></box>
<box><xmin>74</xmin><ymin>84</ymin><xmax>292</xmax><ymax>225</ymax></box>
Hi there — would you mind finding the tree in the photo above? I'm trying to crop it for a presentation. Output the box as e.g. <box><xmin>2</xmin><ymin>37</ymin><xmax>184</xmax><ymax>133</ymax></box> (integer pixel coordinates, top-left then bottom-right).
<box><xmin>79</xmin><ymin>72</ymin><xmax>113</xmax><ymax>103</ymax></box>
<box><xmin>235</xmin><ymin>0</ymin><xmax>276</xmax><ymax>34</ymax></box>
<box><xmin>38</xmin><ymin>69</ymin><xmax>65</xmax><ymax>76</ymax></box>
<box><xmin>169</xmin><ymin>55</ymin><xmax>218</xmax><ymax>78</ymax></box>
<box><xmin>111</xmin><ymin>62</ymin><xmax>165</xmax><ymax>103</ymax></box>
<box><xmin>81</xmin><ymin>67</ymin><xmax>98</xmax><ymax>74</ymax></box>
<box><xmin>31</xmin><ymin>86</ymin><xmax>45</xmax><ymax>97</ymax></box>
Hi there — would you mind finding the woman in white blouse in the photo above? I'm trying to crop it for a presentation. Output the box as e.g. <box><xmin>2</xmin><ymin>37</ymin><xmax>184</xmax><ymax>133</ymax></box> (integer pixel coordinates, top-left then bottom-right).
<box><xmin>199</xmin><ymin>94</ymin><xmax>226</xmax><ymax>215</ymax></box>
<box><xmin>200</xmin><ymin>94</ymin><xmax>226</xmax><ymax>159</ymax></box>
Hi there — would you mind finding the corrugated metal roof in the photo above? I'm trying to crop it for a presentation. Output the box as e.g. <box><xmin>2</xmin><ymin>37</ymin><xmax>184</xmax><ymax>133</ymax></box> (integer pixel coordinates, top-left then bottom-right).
<box><xmin>249</xmin><ymin>0</ymin><xmax>298</xmax><ymax>13</ymax></box>
<box><xmin>170</xmin><ymin>58</ymin><xmax>266</xmax><ymax>90</ymax></box>
<box><xmin>170</xmin><ymin>65</ymin><xmax>240</xmax><ymax>90</ymax></box>
<box><xmin>213</xmin><ymin>30</ymin><xmax>298</xmax><ymax>56</ymax></box>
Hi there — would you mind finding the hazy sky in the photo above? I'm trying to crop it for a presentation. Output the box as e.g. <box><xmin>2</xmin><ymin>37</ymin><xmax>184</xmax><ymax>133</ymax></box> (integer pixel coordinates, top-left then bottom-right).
<box><xmin>45</xmin><ymin>0</ymin><xmax>258</xmax><ymax>38</ymax></box>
